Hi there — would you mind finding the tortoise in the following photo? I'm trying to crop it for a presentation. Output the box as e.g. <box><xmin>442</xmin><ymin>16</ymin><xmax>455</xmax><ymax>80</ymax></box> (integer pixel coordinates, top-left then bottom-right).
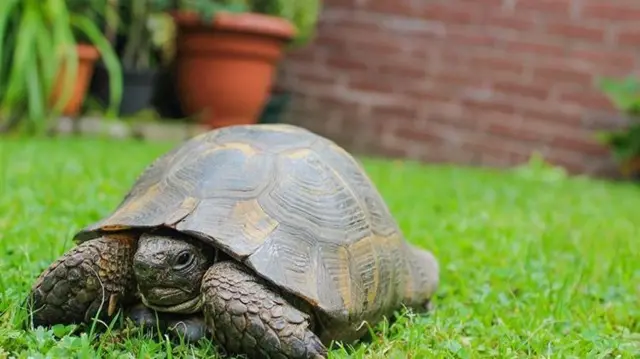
<box><xmin>26</xmin><ymin>124</ymin><xmax>439</xmax><ymax>359</ymax></box>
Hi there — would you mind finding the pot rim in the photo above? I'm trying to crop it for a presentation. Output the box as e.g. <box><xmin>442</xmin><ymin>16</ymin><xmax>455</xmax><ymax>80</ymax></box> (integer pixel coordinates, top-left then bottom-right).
<box><xmin>76</xmin><ymin>43</ymin><xmax>100</xmax><ymax>61</ymax></box>
<box><xmin>170</xmin><ymin>11</ymin><xmax>297</xmax><ymax>41</ymax></box>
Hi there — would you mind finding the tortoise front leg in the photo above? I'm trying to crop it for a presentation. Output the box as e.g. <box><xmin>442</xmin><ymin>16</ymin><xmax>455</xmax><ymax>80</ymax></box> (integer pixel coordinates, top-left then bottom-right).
<box><xmin>201</xmin><ymin>261</ymin><xmax>327</xmax><ymax>359</ymax></box>
<box><xmin>26</xmin><ymin>235</ymin><xmax>138</xmax><ymax>329</ymax></box>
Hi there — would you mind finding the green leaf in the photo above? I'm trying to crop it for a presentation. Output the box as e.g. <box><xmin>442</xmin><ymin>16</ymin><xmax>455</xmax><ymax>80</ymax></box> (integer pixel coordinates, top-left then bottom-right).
<box><xmin>70</xmin><ymin>14</ymin><xmax>123</xmax><ymax>118</ymax></box>
<box><xmin>3</xmin><ymin>2</ymin><xmax>39</xmax><ymax>112</ymax></box>
<box><xmin>598</xmin><ymin>76</ymin><xmax>640</xmax><ymax>115</ymax></box>
<box><xmin>0</xmin><ymin>0</ymin><xmax>21</xmax><ymax>88</ymax></box>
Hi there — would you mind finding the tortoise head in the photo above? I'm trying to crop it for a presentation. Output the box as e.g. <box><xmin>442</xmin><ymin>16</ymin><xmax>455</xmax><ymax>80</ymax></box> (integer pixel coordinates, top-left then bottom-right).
<box><xmin>133</xmin><ymin>230</ymin><xmax>215</xmax><ymax>314</ymax></box>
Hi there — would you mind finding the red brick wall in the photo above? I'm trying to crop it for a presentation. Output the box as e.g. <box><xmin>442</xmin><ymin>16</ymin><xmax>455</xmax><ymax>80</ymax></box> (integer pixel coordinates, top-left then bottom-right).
<box><xmin>277</xmin><ymin>0</ymin><xmax>640</xmax><ymax>176</ymax></box>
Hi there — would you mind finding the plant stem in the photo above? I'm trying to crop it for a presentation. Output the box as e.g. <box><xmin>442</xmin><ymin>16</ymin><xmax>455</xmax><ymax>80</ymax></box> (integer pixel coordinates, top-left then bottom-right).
<box><xmin>105</xmin><ymin>0</ymin><xmax>119</xmax><ymax>45</ymax></box>
<box><xmin>122</xmin><ymin>1</ymin><xmax>148</xmax><ymax>70</ymax></box>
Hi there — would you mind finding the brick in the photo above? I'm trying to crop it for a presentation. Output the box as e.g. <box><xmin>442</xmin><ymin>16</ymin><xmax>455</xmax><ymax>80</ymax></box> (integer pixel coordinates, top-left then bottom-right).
<box><xmin>503</xmin><ymin>39</ymin><xmax>566</xmax><ymax>57</ymax></box>
<box><xmin>492</xmin><ymin>81</ymin><xmax>551</xmax><ymax>101</ymax></box>
<box><xmin>557</xmin><ymin>91</ymin><xmax>616</xmax><ymax>111</ymax></box>
<box><xmin>322</xmin><ymin>0</ymin><xmax>358</xmax><ymax>7</ymax></box>
<box><xmin>394</xmin><ymin>125</ymin><xmax>448</xmax><ymax>144</ymax></box>
<box><xmin>582</xmin><ymin>3</ymin><xmax>640</xmax><ymax>21</ymax></box>
<box><xmin>469</xmin><ymin>53</ymin><xmax>527</xmax><ymax>75</ymax></box>
<box><xmin>519</xmin><ymin>106</ymin><xmax>583</xmax><ymax>127</ymax></box>
<box><xmin>462</xmin><ymin>97</ymin><xmax>519</xmax><ymax>116</ymax></box>
<box><xmin>404</xmin><ymin>87</ymin><xmax>457</xmax><ymax>105</ymax></box>
<box><xmin>461</xmin><ymin>136</ymin><xmax>531</xmax><ymax>161</ymax></box>
<box><xmin>420</xmin><ymin>3</ymin><xmax>478</xmax><ymax>24</ymax></box>
<box><xmin>446</xmin><ymin>31</ymin><xmax>498</xmax><ymax>47</ymax></box>
<box><xmin>432</xmin><ymin>49</ymin><xmax>468</xmax><ymax>68</ymax></box>
<box><xmin>550</xmin><ymin>135</ymin><xmax>609</xmax><ymax>155</ymax></box>
<box><xmin>377</xmin><ymin>61</ymin><xmax>428</xmax><ymax>78</ymax></box>
<box><xmin>425</xmin><ymin>109</ymin><xmax>480</xmax><ymax>131</ymax></box>
<box><xmin>347</xmin><ymin>76</ymin><xmax>397</xmax><ymax>95</ymax></box>
<box><xmin>616</xmin><ymin>29</ymin><xmax>640</xmax><ymax>46</ymax></box>
<box><xmin>371</xmin><ymin>104</ymin><xmax>420</xmax><ymax>122</ymax></box>
<box><xmin>514</xmin><ymin>0</ymin><xmax>572</xmax><ymax>14</ymax></box>
<box><xmin>344</xmin><ymin>37</ymin><xmax>409</xmax><ymax>55</ymax></box>
<box><xmin>568</xmin><ymin>49</ymin><xmax>636</xmax><ymax>69</ymax></box>
<box><xmin>429</xmin><ymin>71</ymin><xmax>488</xmax><ymax>89</ymax></box>
<box><xmin>296</xmin><ymin>71</ymin><xmax>337</xmax><ymax>86</ymax></box>
<box><xmin>532</xmin><ymin>64</ymin><xmax>593</xmax><ymax>86</ymax></box>
<box><xmin>313</xmin><ymin>35</ymin><xmax>345</xmax><ymax>52</ymax></box>
<box><xmin>456</xmin><ymin>0</ymin><xmax>504</xmax><ymax>7</ymax></box>
<box><xmin>364</xmin><ymin>0</ymin><xmax>415</xmax><ymax>16</ymax></box>
<box><xmin>487</xmin><ymin>122</ymin><xmax>548</xmax><ymax>142</ymax></box>
<box><xmin>479</xmin><ymin>13</ymin><xmax>538</xmax><ymax>32</ymax></box>
<box><xmin>545</xmin><ymin>23</ymin><xmax>605</xmax><ymax>42</ymax></box>
<box><xmin>313</xmin><ymin>94</ymin><xmax>362</xmax><ymax>111</ymax></box>
<box><xmin>326</xmin><ymin>57</ymin><xmax>370</xmax><ymax>71</ymax></box>
<box><xmin>319</xmin><ymin>16</ymin><xmax>383</xmax><ymax>35</ymax></box>
<box><xmin>581</xmin><ymin>110</ymin><xmax>629</xmax><ymax>130</ymax></box>
<box><xmin>518</xmin><ymin>116</ymin><xmax>582</xmax><ymax>141</ymax></box>
<box><xmin>286</xmin><ymin>49</ymin><xmax>320</xmax><ymax>63</ymax></box>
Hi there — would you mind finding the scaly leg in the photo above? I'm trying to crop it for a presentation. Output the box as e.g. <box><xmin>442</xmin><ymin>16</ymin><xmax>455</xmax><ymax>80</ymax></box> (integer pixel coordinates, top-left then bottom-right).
<box><xmin>26</xmin><ymin>235</ymin><xmax>137</xmax><ymax>328</ymax></box>
<box><xmin>201</xmin><ymin>261</ymin><xmax>327</xmax><ymax>359</ymax></box>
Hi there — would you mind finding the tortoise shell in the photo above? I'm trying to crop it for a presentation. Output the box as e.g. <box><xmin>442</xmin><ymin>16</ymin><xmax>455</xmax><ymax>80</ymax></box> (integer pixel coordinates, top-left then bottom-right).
<box><xmin>75</xmin><ymin>124</ymin><xmax>435</xmax><ymax>334</ymax></box>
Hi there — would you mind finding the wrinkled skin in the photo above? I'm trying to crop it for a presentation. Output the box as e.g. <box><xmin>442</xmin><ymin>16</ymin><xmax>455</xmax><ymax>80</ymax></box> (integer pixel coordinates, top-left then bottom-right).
<box><xmin>133</xmin><ymin>233</ymin><xmax>214</xmax><ymax>314</ymax></box>
<box><xmin>26</xmin><ymin>232</ymin><xmax>328</xmax><ymax>359</ymax></box>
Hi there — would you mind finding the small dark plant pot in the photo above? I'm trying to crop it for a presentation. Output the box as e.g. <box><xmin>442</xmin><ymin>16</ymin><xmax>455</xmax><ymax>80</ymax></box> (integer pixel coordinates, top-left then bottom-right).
<box><xmin>119</xmin><ymin>69</ymin><xmax>158</xmax><ymax>116</ymax></box>
<box><xmin>90</xmin><ymin>64</ymin><xmax>158</xmax><ymax>116</ymax></box>
<box><xmin>258</xmin><ymin>90</ymin><xmax>292</xmax><ymax>124</ymax></box>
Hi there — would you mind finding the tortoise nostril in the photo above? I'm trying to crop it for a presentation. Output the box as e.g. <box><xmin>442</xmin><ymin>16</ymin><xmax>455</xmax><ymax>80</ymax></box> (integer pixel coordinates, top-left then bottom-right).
<box><xmin>133</xmin><ymin>258</ymin><xmax>153</xmax><ymax>278</ymax></box>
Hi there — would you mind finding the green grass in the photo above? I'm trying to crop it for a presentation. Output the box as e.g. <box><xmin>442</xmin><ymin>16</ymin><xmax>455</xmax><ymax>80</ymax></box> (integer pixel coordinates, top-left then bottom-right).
<box><xmin>1</xmin><ymin>137</ymin><xmax>639</xmax><ymax>358</ymax></box>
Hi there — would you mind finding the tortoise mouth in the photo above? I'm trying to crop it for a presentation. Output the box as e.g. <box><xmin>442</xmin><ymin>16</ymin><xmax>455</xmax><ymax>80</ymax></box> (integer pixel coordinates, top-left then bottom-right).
<box><xmin>138</xmin><ymin>286</ymin><xmax>202</xmax><ymax>314</ymax></box>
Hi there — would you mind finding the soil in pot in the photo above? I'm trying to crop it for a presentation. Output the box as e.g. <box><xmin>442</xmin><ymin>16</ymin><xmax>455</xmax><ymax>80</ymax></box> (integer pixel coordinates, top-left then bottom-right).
<box><xmin>171</xmin><ymin>11</ymin><xmax>296</xmax><ymax>128</ymax></box>
<box><xmin>91</xmin><ymin>65</ymin><xmax>158</xmax><ymax>116</ymax></box>
<box><xmin>51</xmin><ymin>44</ymin><xmax>100</xmax><ymax>117</ymax></box>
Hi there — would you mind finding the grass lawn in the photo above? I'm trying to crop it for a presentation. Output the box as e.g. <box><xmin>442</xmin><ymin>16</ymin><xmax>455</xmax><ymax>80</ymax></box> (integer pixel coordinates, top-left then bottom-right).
<box><xmin>0</xmin><ymin>136</ymin><xmax>639</xmax><ymax>358</ymax></box>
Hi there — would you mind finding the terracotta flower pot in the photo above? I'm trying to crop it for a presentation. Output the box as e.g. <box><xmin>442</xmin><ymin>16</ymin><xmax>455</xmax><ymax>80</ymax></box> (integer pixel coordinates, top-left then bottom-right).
<box><xmin>171</xmin><ymin>11</ymin><xmax>296</xmax><ymax>128</ymax></box>
<box><xmin>51</xmin><ymin>44</ymin><xmax>101</xmax><ymax>117</ymax></box>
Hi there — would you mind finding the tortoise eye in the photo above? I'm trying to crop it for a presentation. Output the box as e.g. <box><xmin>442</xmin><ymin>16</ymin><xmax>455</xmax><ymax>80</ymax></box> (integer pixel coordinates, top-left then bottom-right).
<box><xmin>175</xmin><ymin>251</ymin><xmax>193</xmax><ymax>268</ymax></box>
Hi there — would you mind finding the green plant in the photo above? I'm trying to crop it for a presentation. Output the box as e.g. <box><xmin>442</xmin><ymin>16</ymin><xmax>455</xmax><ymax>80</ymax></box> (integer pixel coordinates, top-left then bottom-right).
<box><xmin>597</xmin><ymin>76</ymin><xmax>640</xmax><ymax>167</ymax></box>
<box><xmin>169</xmin><ymin>0</ymin><xmax>322</xmax><ymax>48</ymax></box>
<box><xmin>253</xmin><ymin>0</ymin><xmax>322</xmax><ymax>48</ymax></box>
<box><xmin>595</xmin><ymin>123</ymin><xmax>640</xmax><ymax>164</ymax></box>
<box><xmin>0</xmin><ymin>0</ymin><xmax>122</xmax><ymax>133</ymax></box>
<box><xmin>114</xmin><ymin>1</ymin><xmax>172</xmax><ymax>71</ymax></box>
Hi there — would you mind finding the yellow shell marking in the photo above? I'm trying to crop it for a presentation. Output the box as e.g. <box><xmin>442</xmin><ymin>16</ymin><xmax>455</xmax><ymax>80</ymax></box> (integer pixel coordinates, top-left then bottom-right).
<box><xmin>165</xmin><ymin>196</ymin><xmax>199</xmax><ymax>226</ymax></box>
<box><xmin>258</xmin><ymin>124</ymin><xmax>300</xmax><ymax>133</ymax></box>
<box><xmin>348</xmin><ymin>235</ymin><xmax>381</xmax><ymax>309</ymax></box>
<box><xmin>285</xmin><ymin>149</ymin><xmax>313</xmax><ymax>159</ymax></box>
<box><xmin>232</xmin><ymin>199</ymin><xmax>279</xmax><ymax>244</ymax></box>
<box><xmin>335</xmin><ymin>245</ymin><xmax>353</xmax><ymax>310</ymax></box>
<box><xmin>220</xmin><ymin>142</ymin><xmax>257</xmax><ymax>156</ymax></box>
